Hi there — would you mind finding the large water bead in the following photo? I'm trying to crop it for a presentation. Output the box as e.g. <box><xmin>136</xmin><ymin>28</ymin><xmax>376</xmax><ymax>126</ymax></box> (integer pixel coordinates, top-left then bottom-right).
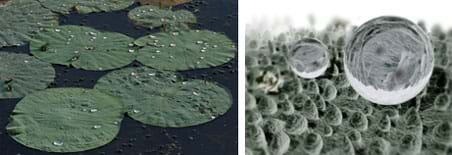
<box><xmin>344</xmin><ymin>16</ymin><xmax>434</xmax><ymax>105</ymax></box>
<box><xmin>289</xmin><ymin>38</ymin><xmax>330</xmax><ymax>79</ymax></box>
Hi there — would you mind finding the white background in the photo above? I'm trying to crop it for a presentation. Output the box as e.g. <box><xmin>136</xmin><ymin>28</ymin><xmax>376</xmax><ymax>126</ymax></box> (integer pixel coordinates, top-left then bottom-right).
<box><xmin>238</xmin><ymin>0</ymin><xmax>452</xmax><ymax>154</ymax></box>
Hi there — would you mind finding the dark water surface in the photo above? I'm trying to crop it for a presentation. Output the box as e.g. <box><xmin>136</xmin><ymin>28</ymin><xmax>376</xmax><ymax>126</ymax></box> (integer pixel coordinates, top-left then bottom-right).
<box><xmin>0</xmin><ymin>0</ymin><xmax>238</xmax><ymax>154</ymax></box>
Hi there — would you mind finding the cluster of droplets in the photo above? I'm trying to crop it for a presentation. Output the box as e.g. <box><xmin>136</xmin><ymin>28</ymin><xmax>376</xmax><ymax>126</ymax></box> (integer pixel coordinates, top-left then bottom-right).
<box><xmin>246</xmin><ymin>20</ymin><xmax>452</xmax><ymax>155</ymax></box>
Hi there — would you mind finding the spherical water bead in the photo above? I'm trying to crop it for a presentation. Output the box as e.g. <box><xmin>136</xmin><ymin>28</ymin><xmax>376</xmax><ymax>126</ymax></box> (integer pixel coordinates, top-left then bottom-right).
<box><xmin>349</xmin><ymin>111</ymin><xmax>368</xmax><ymax>131</ymax></box>
<box><xmin>344</xmin><ymin>16</ymin><xmax>434</xmax><ymax>105</ymax></box>
<box><xmin>434</xmin><ymin>93</ymin><xmax>450</xmax><ymax>111</ymax></box>
<box><xmin>398</xmin><ymin>134</ymin><xmax>422</xmax><ymax>155</ymax></box>
<box><xmin>255</xmin><ymin>94</ymin><xmax>278</xmax><ymax>116</ymax></box>
<box><xmin>432</xmin><ymin>121</ymin><xmax>452</xmax><ymax>146</ymax></box>
<box><xmin>322</xmin><ymin>103</ymin><xmax>342</xmax><ymax>126</ymax></box>
<box><xmin>281</xmin><ymin>113</ymin><xmax>308</xmax><ymax>135</ymax></box>
<box><xmin>289</xmin><ymin>38</ymin><xmax>330</xmax><ymax>79</ymax></box>
<box><xmin>246</xmin><ymin>92</ymin><xmax>257</xmax><ymax>110</ymax></box>
<box><xmin>268</xmin><ymin>132</ymin><xmax>290</xmax><ymax>155</ymax></box>
<box><xmin>246</xmin><ymin>124</ymin><xmax>267</xmax><ymax>149</ymax></box>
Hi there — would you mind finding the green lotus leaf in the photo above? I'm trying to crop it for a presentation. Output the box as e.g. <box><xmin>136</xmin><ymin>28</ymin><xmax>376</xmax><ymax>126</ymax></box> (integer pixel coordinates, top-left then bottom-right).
<box><xmin>0</xmin><ymin>0</ymin><xmax>58</xmax><ymax>47</ymax></box>
<box><xmin>134</xmin><ymin>30</ymin><xmax>236</xmax><ymax>71</ymax></box>
<box><xmin>6</xmin><ymin>88</ymin><xmax>124</xmax><ymax>152</ymax></box>
<box><xmin>0</xmin><ymin>52</ymin><xmax>55</xmax><ymax>98</ymax></box>
<box><xmin>94</xmin><ymin>67</ymin><xmax>232</xmax><ymax>127</ymax></box>
<box><xmin>37</xmin><ymin>0</ymin><xmax>134</xmax><ymax>14</ymax></box>
<box><xmin>30</xmin><ymin>25</ymin><xmax>135</xmax><ymax>71</ymax></box>
<box><xmin>128</xmin><ymin>5</ymin><xmax>196</xmax><ymax>29</ymax></box>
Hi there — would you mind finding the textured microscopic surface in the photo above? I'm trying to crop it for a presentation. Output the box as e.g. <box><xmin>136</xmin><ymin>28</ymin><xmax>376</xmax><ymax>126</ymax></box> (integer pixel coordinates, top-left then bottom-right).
<box><xmin>95</xmin><ymin>67</ymin><xmax>232</xmax><ymax>127</ymax></box>
<box><xmin>134</xmin><ymin>30</ymin><xmax>236</xmax><ymax>71</ymax></box>
<box><xmin>246</xmin><ymin>18</ymin><xmax>452</xmax><ymax>155</ymax></box>
<box><xmin>37</xmin><ymin>0</ymin><xmax>134</xmax><ymax>14</ymax></box>
<box><xmin>344</xmin><ymin>16</ymin><xmax>434</xmax><ymax>105</ymax></box>
<box><xmin>7</xmin><ymin>88</ymin><xmax>124</xmax><ymax>152</ymax></box>
<box><xmin>290</xmin><ymin>38</ymin><xmax>329</xmax><ymax>79</ymax></box>
<box><xmin>0</xmin><ymin>52</ymin><xmax>55</xmax><ymax>98</ymax></box>
<box><xmin>0</xmin><ymin>0</ymin><xmax>58</xmax><ymax>47</ymax></box>
<box><xmin>128</xmin><ymin>5</ymin><xmax>196</xmax><ymax>30</ymax></box>
<box><xmin>30</xmin><ymin>25</ymin><xmax>135</xmax><ymax>71</ymax></box>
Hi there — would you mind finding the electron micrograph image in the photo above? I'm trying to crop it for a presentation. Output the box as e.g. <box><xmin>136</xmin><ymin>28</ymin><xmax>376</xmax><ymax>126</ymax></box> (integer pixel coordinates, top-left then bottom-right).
<box><xmin>246</xmin><ymin>16</ymin><xmax>452</xmax><ymax>155</ymax></box>
<box><xmin>0</xmin><ymin>0</ymin><xmax>237</xmax><ymax>154</ymax></box>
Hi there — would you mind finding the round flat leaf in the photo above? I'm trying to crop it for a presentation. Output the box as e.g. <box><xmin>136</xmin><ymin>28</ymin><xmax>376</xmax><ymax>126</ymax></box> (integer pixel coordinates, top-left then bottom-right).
<box><xmin>128</xmin><ymin>5</ymin><xmax>196</xmax><ymax>29</ymax></box>
<box><xmin>135</xmin><ymin>30</ymin><xmax>236</xmax><ymax>71</ymax></box>
<box><xmin>95</xmin><ymin>67</ymin><xmax>233</xmax><ymax>127</ymax></box>
<box><xmin>30</xmin><ymin>25</ymin><xmax>135</xmax><ymax>71</ymax></box>
<box><xmin>7</xmin><ymin>88</ymin><xmax>124</xmax><ymax>152</ymax></box>
<box><xmin>0</xmin><ymin>0</ymin><xmax>58</xmax><ymax>47</ymax></box>
<box><xmin>37</xmin><ymin>0</ymin><xmax>134</xmax><ymax>14</ymax></box>
<box><xmin>0</xmin><ymin>52</ymin><xmax>55</xmax><ymax>98</ymax></box>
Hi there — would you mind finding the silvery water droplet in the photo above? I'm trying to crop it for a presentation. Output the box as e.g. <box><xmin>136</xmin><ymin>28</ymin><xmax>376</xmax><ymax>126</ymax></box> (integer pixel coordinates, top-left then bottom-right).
<box><xmin>74</xmin><ymin>51</ymin><xmax>79</xmax><ymax>54</ymax></box>
<box><xmin>128</xmin><ymin>49</ymin><xmax>135</xmax><ymax>53</ymax></box>
<box><xmin>133</xmin><ymin>109</ymin><xmax>140</xmax><ymax>113</ymax></box>
<box><xmin>131</xmin><ymin>72</ymin><xmax>137</xmax><ymax>76</ymax></box>
<box><xmin>148</xmin><ymin>73</ymin><xmax>155</xmax><ymax>76</ymax></box>
<box><xmin>172</xmin><ymin>32</ymin><xmax>179</xmax><ymax>36</ymax></box>
<box><xmin>193</xmin><ymin>92</ymin><xmax>200</xmax><ymax>96</ymax></box>
<box><xmin>169</xmin><ymin>56</ymin><xmax>174</xmax><ymax>59</ymax></box>
<box><xmin>103</xmin><ymin>36</ymin><xmax>107</xmax><ymax>39</ymax></box>
<box><xmin>88</xmin><ymin>32</ymin><xmax>97</xmax><ymax>36</ymax></box>
<box><xmin>201</xmin><ymin>49</ymin><xmax>206</xmax><ymax>53</ymax></box>
<box><xmin>155</xmin><ymin>50</ymin><xmax>161</xmax><ymax>53</ymax></box>
<box><xmin>196</xmin><ymin>61</ymin><xmax>200</xmax><ymax>64</ymax></box>
<box><xmin>169</xmin><ymin>43</ymin><xmax>176</xmax><ymax>47</ymax></box>
<box><xmin>113</xmin><ymin>121</ymin><xmax>118</xmax><ymax>125</ymax></box>
<box><xmin>210</xmin><ymin>116</ymin><xmax>216</xmax><ymax>119</ymax></box>
<box><xmin>93</xmin><ymin>125</ymin><xmax>102</xmax><ymax>129</ymax></box>
<box><xmin>55</xmin><ymin>29</ymin><xmax>61</xmax><ymax>32</ymax></box>
<box><xmin>182</xmin><ymin>82</ymin><xmax>187</xmax><ymax>85</ymax></box>
<box><xmin>213</xmin><ymin>45</ymin><xmax>218</xmax><ymax>48</ymax></box>
<box><xmin>52</xmin><ymin>141</ymin><xmax>64</xmax><ymax>146</ymax></box>
<box><xmin>196</xmin><ymin>41</ymin><xmax>203</xmax><ymax>44</ymax></box>
<box><xmin>200</xmin><ymin>57</ymin><xmax>204</xmax><ymax>60</ymax></box>
<box><xmin>89</xmin><ymin>109</ymin><xmax>98</xmax><ymax>113</ymax></box>
<box><xmin>149</xmin><ymin>35</ymin><xmax>156</xmax><ymax>39</ymax></box>
<box><xmin>24</xmin><ymin>60</ymin><xmax>29</xmax><ymax>63</ymax></box>
<box><xmin>128</xmin><ymin>43</ymin><xmax>134</xmax><ymax>47</ymax></box>
<box><xmin>151</xmin><ymin>56</ymin><xmax>156</xmax><ymax>58</ymax></box>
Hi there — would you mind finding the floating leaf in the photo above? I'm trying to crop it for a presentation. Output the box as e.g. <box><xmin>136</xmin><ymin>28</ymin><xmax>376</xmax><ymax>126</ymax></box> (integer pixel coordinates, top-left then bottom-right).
<box><xmin>137</xmin><ymin>0</ymin><xmax>192</xmax><ymax>7</ymax></box>
<box><xmin>134</xmin><ymin>30</ymin><xmax>236</xmax><ymax>71</ymax></box>
<box><xmin>95</xmin><ymin>67</ymin><xmax>232</xmax><ymax>127</ymax></box>
<box><xmin>30</xmin><ymin>25</ymin><xmax>135</xmax><ymax>71</ymax></box>
<box><xmin>0</xmin><ymin>52</ymin><xmax>55</xmax><ymax>98</ymax></box>
<box><xmin>128</xmin><ymin>5</ymin><xmax>196</xmax><ymax>30</ymax></box>
<box><xmin>37</xmin><ymin>0</ymin><xmax>135</xmax><ymax>14</ymax></box>
<box><xmin>7</xmin><ymin>88</ymin><xmax>124</xmax><ymax>152</ymax></box>
<box><xmin>0</xmin><ymin>0</ymin><xmax>58</xmax><ymax>47</ymax></box>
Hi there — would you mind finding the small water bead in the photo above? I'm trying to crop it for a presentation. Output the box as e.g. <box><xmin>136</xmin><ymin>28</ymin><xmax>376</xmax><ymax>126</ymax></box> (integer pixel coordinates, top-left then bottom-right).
<box><xmin>24</xmin><ymin>60</ymin><xmax>29</xmax><ymax>63</ymax></box>
<box><xmin>210</xmin><ymin>116</ymin><xmax>216</xmax><ymax>119</ymax></box>
<box><xmin>169</xmin><ymin>43</ymin><xmax>176</xmax><ymax>47</ymax></box>
<box><xmin>213</xmin><ymin>45</ymin><xmax>218</xmax><ymax>48</ymax></box>
<box><xmin>169</xmin><ymin>56</ymin><xmax>174</xmax><ymax>59</ymax></box>
<box><xmin>88</xmin><ymin>32</ymin><xmax>97</xmax><ymax>36</ymax></box>
<box><xmin>172</xmin><ymin>32</ymin><xmax>179</xmax><ymax>36</ymax></box>
<box><xmin>74</xmin><ymin>51</ymin><xmax>79</xmax><ymax>54</ymax></box>
<box><xmin>148</xmin><ymin>35</ymin><xmax>156</xmax><ymax>39</ymax></box>
<box><xmin>201</xmin><ymin>49</ymin><xmax>206</xmax><ymax>53</ymax></box>
<box><xmin>148</xmin><ymin>73</ymin><xmax>155</xmax><ymax>76</ymax></box>
<box><xmin>193</xmin><ymin>92</ymin><xmax>200</xmax><ymax>96</ymax></box>
<box><xmin>196</xmin><ymin>41</ymin><xmax>203</xmax><ymax>44</ymax></box>
<box><xmin>55</xmin><ymin>29</ymin><xmax>61</xmax><ymax>32</ymax></box>
<box><xmin>103</xmin><ymin>36</ymin><xmax>107</xmax><ymax>39</ymax></box>
<box><xmin>89</xmin><ymin>109</ymin><xmax>98</xmax><ymax>113</ymax></box>
<box><xmin>130</xmin><ymin>72</ymin><xmax>137</xmax><ymax>76</ymax></box>
<box><xmin>52</xmin><ymin>141</ymin><xmax>64</xmax><ymax>146</ymax></box>
<box><xmin>132</xmin><ymin>109</ymin><xmax>140</xmax><ymax>113</ymax></box>
<box><xmin>155</xmin><ymin>50</ymin><xmax>160</xmax><ymax>53</ymax></box>
<box><xmin>151</xmin><ymin>56</ymin><xmax>155</xmax><ymax>58</ymax></box>
<box><xmin>93</xmin><ymin>125</ymin><xmax>102</xmax><ymax>129</ymax></box>
<box><xmin>200</xmin><ymin>57</ymin><xmax>204</xmax><ymax>60</ymax></box>
<box><xmin>128</xmin><ymin>49</ymin><xmax>135</xmax><ymax>53</ymax></box>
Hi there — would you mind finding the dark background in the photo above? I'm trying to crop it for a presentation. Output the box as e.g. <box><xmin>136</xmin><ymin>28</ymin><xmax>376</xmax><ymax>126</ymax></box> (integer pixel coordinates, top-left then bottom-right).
<box><xmin>0</xmin><ymin>0</ymin><xmax>238</xmax><ymax>154</ymax></box>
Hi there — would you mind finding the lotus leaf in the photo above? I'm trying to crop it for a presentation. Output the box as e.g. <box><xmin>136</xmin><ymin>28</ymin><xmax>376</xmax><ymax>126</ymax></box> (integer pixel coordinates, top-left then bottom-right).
<box><xmin>0</xmin><ymin>52</ymin><xmax>55</xmax><ymax>98</ymax></box>
<box><xmin>137</xmin><ymin>0</ymin><xmax>191</xmax><ymax>7</ymax></box>
<box><xmin>30</xmin><ymin>25</ymin><xmax>135</xmax><ymax>71</ymax></box>
<box><xmin>95</xmin><ymin>67</ymin><xmax>232</xmax><ymax>127</ymax></box>
<box><xmin>7</xmin><ymin>88</ymin><xmax>124</xmax><ymax>152</ymax></box>
<box><xmin>37</xmin><ymin>0</ymin><xmax>135</xmax><ymax>14</ymax></box>
<box><xmin>0</xmin><ymin>0</ymin><xmax>58</xmax><ymax>47</ymax></box>
<box><xmin>134</xmin><ymin>30</ymin><xmax>236</xmax><ymax>71</ymax></box>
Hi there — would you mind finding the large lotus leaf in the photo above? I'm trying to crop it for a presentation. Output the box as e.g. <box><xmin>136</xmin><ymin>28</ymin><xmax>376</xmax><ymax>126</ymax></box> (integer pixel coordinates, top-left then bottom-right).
<box><xmin>0</xmin><ymin>52</ymin><xmax>55</xmax><ymax>98</ymax></box>
<box><xmin>128</xmin><ymin>5</ymin><xmax>196</xmax><ymax>29</ymax></box>
<box><xmin>37</xmin><ymin>0</ymin><xmax>135</xmax><ymax>14</ymax></box>
<box><xmin>7</xmin><ymin>88</ymin><xmax>124</xmax><ymax>152</ymax></box>
<box><xmin>134</xmin><ymin>30</ymin><xmax>236</xmax><ymax>71</ymax></box>
<box><xmin>137</xmin><ymin>0</ymin><xmax>191</xmax><ymax>7</ymax></box>
<box><xmin>0</xmin><ymin>0</ymin><xmax>58</xmax><ymax>47</ymax></box>
<box><xmin>30</xmin><ymin>25</ymin><xmax>135</xmax><ymax>71</ymax></box>
<box><xmin>95</xmin><ymin>67</ymin><xmax>232</xmax><ymax>127</ymax></box>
